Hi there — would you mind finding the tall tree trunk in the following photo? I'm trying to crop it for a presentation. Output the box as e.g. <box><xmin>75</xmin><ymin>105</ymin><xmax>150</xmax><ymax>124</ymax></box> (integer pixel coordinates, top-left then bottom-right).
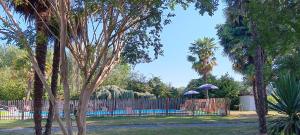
<box><xmin>252</xmin><ymin>77</ymin><xmax>259</xmax><ymax>112</ymax></box>
<box><xmin>33</xmin><ymin>3</ymin><xmax>50</xmax><ymax>135</ymax></box>
<box><xmin>59</xmin><ymin>1</ymin><xmax>72</xmax><ymax>134</ymax></box>
<box><xmin>44</xmin><ymin>40</ymin><xmax>60</xmax><ymax>135</ymax></box>
<box><xmin>263</xmin><ymin>85</ymin><xmax>268</xmax><ymax>115</ymax></box>
<box><xmin>76</xmin><ymin>89</ymin><xmax>93</xmax><ymax>135</ymax></box>
<box><xmin>251</xmin><ymin>19</ymin><xmax>267</xmax><ymax>135</ymax></box>
<box><xmin>203</xmin><ymin>73</ymin><xmax>209</xmax><ymax>99</ymax></box>
<box><xmin>33</xmin><ymin>27</ymin><xmax>48</xmax><ymax>135</ymax></box>
<box><xmin>254</xmin><ymin>45</ymin><xmax>267</xmax><ymax>135</ymax></box>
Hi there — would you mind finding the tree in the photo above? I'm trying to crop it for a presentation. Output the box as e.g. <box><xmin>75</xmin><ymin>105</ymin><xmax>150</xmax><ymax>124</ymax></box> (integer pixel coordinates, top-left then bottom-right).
<box><xmin>44</xmin><ymin>39</ymin><xmax>60</xmax><ymax>135</ymax></box>
<box><xmin>0</xmin><ymin>46</ymin><xmax>30</xmax><ymax>100</ymax></box>
<box><xmin>126</xmin><ymin>72</ymin><xmax>152</xmax><ymax>93</ymax></box>
<box><xmin>148</xmin><ymin>77</ymin><xmax>168</xmax><ymax>98</ymax></box>
<box><xmin>273</xmin><ymin>48</ymin><xmax>300</xmax><ymax>80</ymax></box>
<box><xmin>245</xmin><ymin>1</ymin><xmax>300</xmax><ymax>134</ymax></box>
<box><xmin>187</xmin><ymin>37</ymin><xmax>217</xmax><ymax>98</ymax></box>
<box><xmin>101</xmin><ymin>63</ymin><xmax>131</xmax><ymax>88</ymax></box>
<box><xmin>0</xmin><ymin>1</ymin><xmax>68</xmax><ymax>134</ymax></box>
<box><xmin>10</xmin><ymin>1</ymin><xmax>51</xmax><ymax>134</ymax></box>
<box><xmin>186</xmin><ymin>74</ymin><xmax>217</xmax><ymax>98</ymax></box>
<box><xmin>217</xmin><ymin>0</ymin><xmax>300</xmax><ymax>134</ymax></box>
<box><xmin>63</xmin><ymin>1</ymin><xmax>219</xmax><ymax>132</ymax></box>
<box><xmin>217</xmin><ymin>1</ymin><xmax>269</xmax><ymax>133</ymax></box>
<box><xmin>213</xmin><ymin>73</ymin><xmax>240</xmax><ymax>109</ymax></box>
<box><xmin>1</xmin><ymin>0</ymin><xmax>220</xmax><ymax>134</ymax></box>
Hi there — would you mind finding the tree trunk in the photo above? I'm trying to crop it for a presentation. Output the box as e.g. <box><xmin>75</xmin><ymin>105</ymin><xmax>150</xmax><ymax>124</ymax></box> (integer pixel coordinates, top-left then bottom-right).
<box><xmin>33</xmin><ymin>12</ymin><xmax>49</xmax><ymax>134</ymax></box>
<box><xmin>44</xmin><ymin>40</ymin><xmax>60</xmax><ymax>135</ymax></box>
<box><xmin>254</xmin><ymin>45</ymin><xmax>267</xmax><ymax>135</ymax></box>
<box><xmin>59</xmin><ymin>1</ymin><xmax>72</xmax><ymax>134</ymax></box>
<box><xmin>252</xmin><ymin>77</ymin><xmax>259</xmax><ymax>112</ymax></box>
<box><xmin>203</xmin><ymin>73</ymin><xmax>209</xmax><ymax>99</ymax></box>
<box><xmin>76</xmin><ymin>89</ymin><xmax>92</xmax><ymax>135</ymax></box>
<box><xmin>263</xmin><ymin>85</ymin><xmax>268</xmax><ymax>115</ymax></box>
<box><xmin>26</xmin><ymin>68</ymin><xmax>34</xmax><ymax>101</ymax></box>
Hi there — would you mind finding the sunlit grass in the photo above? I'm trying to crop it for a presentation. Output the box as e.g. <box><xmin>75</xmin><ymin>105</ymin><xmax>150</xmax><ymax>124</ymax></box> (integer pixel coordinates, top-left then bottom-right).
<box><xmin>0</xmin><ymin>115</ymin><xmax>257</xmax><ymax>129</ymax></box>
<box><xmin>86</xmin><ymin>126</ymin><xmax>257</xmax><ymax>135</ymax></box>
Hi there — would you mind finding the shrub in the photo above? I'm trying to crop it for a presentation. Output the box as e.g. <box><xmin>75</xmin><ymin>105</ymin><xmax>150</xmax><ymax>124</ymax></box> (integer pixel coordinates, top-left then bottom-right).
<box><xmin>268</xmin><ymin>74</ymin><xmax>300</xmax><ymax>135</ymax></box>
<box><xmin>133</xmin><ymin>91</ymin><xmax>156</xmax><ymax>99</ymax></box>
<box><xmin>93</xmin><ymin>85</ymin><xmax>149</xmax><ymax>99</ymax></box>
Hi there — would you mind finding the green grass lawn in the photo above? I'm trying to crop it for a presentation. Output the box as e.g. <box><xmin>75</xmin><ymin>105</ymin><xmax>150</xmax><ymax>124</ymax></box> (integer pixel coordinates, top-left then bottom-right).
<box><xmin>86</xmin><ymin>115</ymin><xmax>257</xmax><ymax>126</ymax></box>
<box><xmin>87</xmin><ymin>126</ymin><xmax>257</xmax><ymax>135</ymax></box>
<box><xmin>0</xmin><ymin>116</ymin><xmax>261</xmax><ymax>135</ymax></box>
<box><xmin>0</xmin><ymin>116</ymin><xmax>257</xmax><ymax>129</ymax></box>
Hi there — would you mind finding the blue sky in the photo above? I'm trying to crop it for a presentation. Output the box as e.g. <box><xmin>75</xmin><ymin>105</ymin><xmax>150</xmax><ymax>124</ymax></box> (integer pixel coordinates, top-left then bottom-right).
<box><xmin>0</xmin><ymin>2</ymin><xmax>243</xmax><ymax>88</ymax></box>
<box><xmin>133</xmin><ymin>3</ymin><xmax>243</xmax><ymax>87</ymax></box>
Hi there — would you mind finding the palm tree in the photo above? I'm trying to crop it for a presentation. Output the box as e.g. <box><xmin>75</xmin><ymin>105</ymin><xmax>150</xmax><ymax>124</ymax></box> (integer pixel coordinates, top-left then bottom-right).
<box><xmin>218</xmin><ymin>0</ymin><xmax>268</xmax><ymax>134</ymax></box>
<box><xmin>187</xmin><ymin>37</ymin><xmax>217</xmax><ymax>98</ymax></box>
<box><xmin>12</xmin><ymin>1</ymin><xmax>50</xmax><ymax>135</ymax></box>
<box><xmin>44</xmin><ymin>39</ymin><xmax>60</xmax><ymax>135</ymax></box>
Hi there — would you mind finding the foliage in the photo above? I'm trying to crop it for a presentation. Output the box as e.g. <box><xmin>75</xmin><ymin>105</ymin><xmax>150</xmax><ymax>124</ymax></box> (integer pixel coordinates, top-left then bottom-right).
<box><xmin>126</xmin><ymin>72</ymin><xmax>153</xmax><ymax>93</ymax></box>
<box><xmin>186</xmin><ymin>74</ymin><xmax>242</xmax><ymax>109</ymax></box>
<box><xmin>93</xmin><ymin>85</ymin><xmax>134</xmax><ymax>99</ymax></box>
<box><xmin>0</xmin><ymin>0</ymin><xmax>220</xmax><ymax>134</ymax></box>
<box><xmin>268</xmin><ymin>74</ymin><xmax>300</xmax><ymax>135</ymax></box>
<box><xmin>101</xmin><ymin>63</ymin><xmax>131</xmax><ymax>89</ymax></box>
<box><xmin>133</xmin><ymin>92</ymin><xmax>156</xmax><ymax>99</ymax></box>
<box><xmin>187</xmin><ymin>37</ymin><xmax>217</xmax><ymax>81</ymax></box>
<box><xmin>267</xmin><ymin>96</ymin><xmax>277</xmax><ymax>105</ymax></box>
<box><xmin>148</xmin><ymin>77</ymin><xmax>170</xmax><ymax>98</ymax></box>
<box><xmin>0</xmin><ymin>69</ymin><xmax>26</xmax><ymax>100</ymax></box>
<box><xmin>238</xmin><ymin>80</ymin><xmax>252</xmax><ymax>96</ymax></box>
<box><xmin>213</xmin><ymin>74</ymin><xmax>240</xmax><ymax>109</ymax></box>
<box><xmin>0</xmin><ymin>46</ymin><xmax>29</xmax><ymax>100</ymax></box>
<box><xmin>0</xmin><ymin>46</ymin><xmax>64</xmax><ymax>100</ymax></box>
<box><xmin>126</xmin><ymin>73</ymin><xmax>181</xmax><ymax>98</ymax></box>
<box><xmin>186</xmin><ymin>74</ymin><xmax>217</xmax><ymax>98</ymax></box>
<box><xmin>273</xmin><ymin>48</ymin><xmax>300</xmax><ymax>80</ymax></box>
<box><xmin>92</xmin><ymin>85</ymin><xmax>156</xmax><ymax>99</ymax></box>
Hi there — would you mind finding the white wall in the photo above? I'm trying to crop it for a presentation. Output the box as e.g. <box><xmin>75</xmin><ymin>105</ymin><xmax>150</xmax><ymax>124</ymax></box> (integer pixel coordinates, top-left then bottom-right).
<box><xmin>239</xmin><ymin>95</ymin><xmax>256</xmax><ymax>111</ymax></box>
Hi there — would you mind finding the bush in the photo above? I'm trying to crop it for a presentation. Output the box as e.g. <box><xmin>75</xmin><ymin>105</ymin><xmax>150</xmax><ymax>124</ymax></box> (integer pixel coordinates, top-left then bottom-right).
<box><xmin>133</xmin><ymin>92</ymin><xmax>156</xmax><ymax>99</ymax></box>
<box><xmin>0</xmin><ymin>69</ymin><xmax>26</xmax><ymax>100</ymax></box>
<box><xmin>268</xmin><ymin>74</ymin><xmax>300</xmax><ymax>135</ymax></box>
<box><xmin>0</xmin><ymin>81</ymin><xmax>25</xmax><ymax>100</ymax></box>
<box><xmin>93</xmin><ymin>85</ymin><xmax>147</xmax><ymax>99</ymax></box>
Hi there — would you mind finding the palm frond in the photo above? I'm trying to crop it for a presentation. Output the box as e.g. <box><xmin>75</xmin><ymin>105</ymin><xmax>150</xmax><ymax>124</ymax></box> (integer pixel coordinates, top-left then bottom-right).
<box><xmin>268</xmin><ymin>74</ymin><xmax>300</xmax><ymax>135</ymax></box>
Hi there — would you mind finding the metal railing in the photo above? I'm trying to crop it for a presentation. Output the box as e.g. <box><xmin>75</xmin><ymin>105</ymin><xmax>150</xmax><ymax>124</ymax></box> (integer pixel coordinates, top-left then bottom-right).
<box><xmin>0</xmin><ymin>98</ymin><xmax>230</xmax><ymax>120</ymax></box>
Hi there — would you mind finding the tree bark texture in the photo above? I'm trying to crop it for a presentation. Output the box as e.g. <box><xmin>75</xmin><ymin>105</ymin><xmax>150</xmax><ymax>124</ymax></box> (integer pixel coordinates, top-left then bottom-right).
<box><xmin>33</xmin><ymin>11</ymin><xmax>49</xmax><ymax>135</ymax></box>
<box><xmin>254</xmin><ymin>45</ymin><xmax>267</xmax><ymax>135</ymax></box>
<box><xmin>44</xmin><ymin>40</ymin><xmax>60</xmax><ymax>135</ymax></box>
<box><xmin>76</xmin><ymin>89</ymin><xmax>93</xmax><ymax>135</ymax></box>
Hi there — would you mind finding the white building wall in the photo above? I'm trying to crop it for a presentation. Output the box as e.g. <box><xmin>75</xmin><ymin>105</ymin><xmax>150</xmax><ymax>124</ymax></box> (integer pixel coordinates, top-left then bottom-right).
<box><xmin>239</xmin><ymin>95</ymin><xmax>256</xmax><ymax>111</ymax></box>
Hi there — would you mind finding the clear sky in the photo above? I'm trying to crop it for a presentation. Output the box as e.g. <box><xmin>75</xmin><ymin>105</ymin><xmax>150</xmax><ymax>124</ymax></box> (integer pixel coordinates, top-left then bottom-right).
<box><xmin>0</xmin><ymin>2</ymin><xmax>243</xmax><ymax>88</ymax></box>
<box><xmin>133</xmin><ymin>3</ymin><xmax>243</xmax><ymax>88</ymax></box>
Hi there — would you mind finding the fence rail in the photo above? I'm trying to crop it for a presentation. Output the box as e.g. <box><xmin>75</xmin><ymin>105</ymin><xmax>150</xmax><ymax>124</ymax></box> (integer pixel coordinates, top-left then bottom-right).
<box><xmin>0</xmin><ymin>98</ymin><xmax>230</xmax><ymax>120</ymax></box>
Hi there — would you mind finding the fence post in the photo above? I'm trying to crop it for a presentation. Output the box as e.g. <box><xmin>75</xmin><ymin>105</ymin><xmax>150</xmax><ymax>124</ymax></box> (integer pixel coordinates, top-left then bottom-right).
<box><xmin>21</xmin><ymin>100</ymin><xmax>24</xmax><ymax>120</ymax></box>
<box><xmin>139</xmin><ymin>98</ymin><xmax>142</xmax><ymax>116</ymax></box>
<box><xmin>165</xmin><ymin>98</ymin><xmax>169</xmax><ymax>116</ymax></box>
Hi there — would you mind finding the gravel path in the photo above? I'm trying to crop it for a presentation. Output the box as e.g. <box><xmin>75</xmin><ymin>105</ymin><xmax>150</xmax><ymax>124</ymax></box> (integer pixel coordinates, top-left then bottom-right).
<box><xmin>0</xmin><ymin>122</ymin><xmax>257</xmax><ymax>134</ymax></box>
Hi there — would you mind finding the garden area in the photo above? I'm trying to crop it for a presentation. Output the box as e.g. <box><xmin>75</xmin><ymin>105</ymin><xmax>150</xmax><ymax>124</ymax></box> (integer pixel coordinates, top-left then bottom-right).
<box><xmin>0</xmin><ymin>0</ymin><xmax>300</xmax><ymax>135</ymax></box>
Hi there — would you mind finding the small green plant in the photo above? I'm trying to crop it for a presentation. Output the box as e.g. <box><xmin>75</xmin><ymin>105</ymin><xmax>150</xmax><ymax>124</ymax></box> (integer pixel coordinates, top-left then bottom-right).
<box><xmin>268</xmin><ymin>74</ymin><xmax>300</xmax><ymax>135</ymax></box>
